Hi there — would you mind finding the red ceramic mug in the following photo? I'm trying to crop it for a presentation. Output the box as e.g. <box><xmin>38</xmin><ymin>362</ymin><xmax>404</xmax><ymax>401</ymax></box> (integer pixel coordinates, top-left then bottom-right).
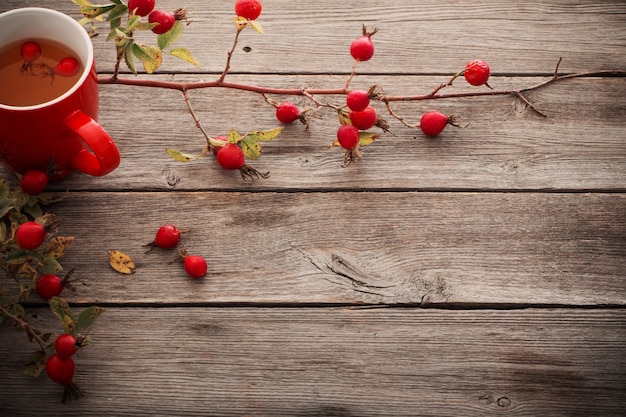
<box><xmin>0</xmin><ymin>7</ymin><xmax>119</xmax><ymax>179</ymax></box>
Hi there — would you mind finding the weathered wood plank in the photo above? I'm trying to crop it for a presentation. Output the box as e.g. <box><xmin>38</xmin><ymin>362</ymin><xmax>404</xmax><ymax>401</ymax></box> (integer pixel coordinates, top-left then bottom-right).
<box><xmin>1</xmin><ymin>307</ymin><xmax>625</xmax><ymax>416</ymax></box>
<box><xmin>4</xmin><ymin>0</ymin><xmax>626</xmax><ymax>74</ymax></box>
<box><xmin>9</xmin><ymin>191</ymin><xmax>620</xmax><ymax>306</ymax></box>
<box><xmin>1</xmin><ymin>75</ymin><xmax>623</xmax><ymax>192</ymax></box>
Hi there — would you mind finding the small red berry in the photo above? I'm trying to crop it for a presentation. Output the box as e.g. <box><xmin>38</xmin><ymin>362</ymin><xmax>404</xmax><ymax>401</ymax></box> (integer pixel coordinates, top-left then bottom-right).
<box><xmin>419</xmin><ymin>111</ymin><xmax>450</xmax><ymax>137</ymax></box>
<box><xmin>464</xmin><ymin>59</ymin><xmax>491</xmax><ymax>86</ymax></box>
<box><xmin>54</xmin><ymin>57</ymin><xmax>80</xmax><ymax>77</ymax></box>
<box><xmin>184</xmin><ymin>255</ymin><xmax>207</xmax><ymax>278</ymax></box>
<box><xmin>346</xmin><ymin>90</ymin><xmax>370</xmax><ymax>112</ymax></box>
<box><xmin>16</xmin><ymin>221</ymin><xmax>46</xmax><ymax>250</ymax></box>
<box><xmin>149</xmin><ymin>10</ymin><xmax>176</xmax><ymax>34</ymax></box>
<box><xmin>19</xmin><ymin>170</ymin><xmax>48</xmax><ymax>195</ymax></box>
<box><xmin>216</xmin><ymin>143</ymin><xmax>245</xmax><ymax>171</ymax></box>
<box><xmin>349</xmin><ymin>106</ymin><xmax>377</xmax><ymax>130</ymax></box>
<box><xmin>336</xmin><ymin>125</ymin><xmax>360</xmax><ymax>150</ymax></box>
<box><xmin>154</xmin><ymin>224</ymin><xmax>181</xmax><ymax>249</ymax></box>
<box><xmin>235</xmin><ymin>0</ymin><xmax>262</xmax><ymax>20</ymax></box>
<box><xmin>46</xmin><ymin>354</ymin><xmax>75</xmax><ymax>386</ymax></box>
<box><xmin>350</xmin><ymin>35</ymin><xmax>375</xmax><ymax>62</ymax></box>
<box><xmin>20</xmin><ymin>41</ymin><xmax>41</xmax><ymax>62</ymax></box>
<box><xmin>36</xmin><ymin>274</ymin><xmax>64</xmax><ymax>299</ymax></box>
<box><xmin>128</xmin><ymin>0</ymin><xmax>155</xmax><ymax>17</ymax></box>
<box><xmin>275</xmin><ymin>102</ymin><xmax>300</xmax><ymax>124</ymax></box>
<box><xmin>54</xmin><ymin>334</ymin><xmax>78</xmax><ymax>360</ymax></box>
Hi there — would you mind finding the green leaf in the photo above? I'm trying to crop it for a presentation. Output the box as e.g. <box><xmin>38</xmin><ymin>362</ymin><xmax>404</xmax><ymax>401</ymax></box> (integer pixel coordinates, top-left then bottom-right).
<box><xmin>125</xmin><ymin>14</ymin><xmax>143</xmax><ymax>32</ymax></box>
<box><xmin>166</xmin><ymin>148</ymin><xmax>206</xmax><ymax>162</ymax></box>
<box><xmin>106</xmin><ymin>4</ymin><xmax>128</xmax><ymax>22</ymax></box>
<box><xmin>359</xmin><ymin>131</ymin><xmax>380</xmax><ymax>147</ymax></box>
<box><xmin>169</xmin><ymin>48</ymin><xmax>202</xmax><ymax>68</ymax></box>
<box><xmin>76</xmin><ymin>306</ymin><xmax>105</xmax><ymax>332</ymax></box>
<box><xmin>125</xmin><ymin>41</ymin><xmax>137</xmax><ymax>75</ymax></box>
<box><xmin>49</xmin><ymin>297</ymin><xmax>76</xmax><ymax>335</ymax></box>
<box><xmin>246</xmin><ymin>127</ymin><xmax>284</xmax><ymax>142</ymax></box>
<box><xmin>4</xmin><ymin>250</ymin><xmax>29</xmax><ymax>265</ymax></box>
<box><xmin>79</xmin><ymin>4</ymin><xmax>116</xmax><ymax>19</ymax></box>
<box><xmin>228</xmin><ymin>129</ymin><xmax>242</xmax><ymax>144</ymax></box>
<box><xmin>41</xmin><ymin>256</ymin><xmax>63</xmax><ymax>275</ymax></box>
<box><xmin>10</xmin><ymin>303</ymin><xmax>25</xmax><ymax>321</ymax></box>
<box><xmin>71</xmin><ymin>0</ymin><xmax>93</xmax><ymax>6</ymax></box>
<box><xmin>132</xmin><ymin>43</ymin><xmax>163</xmax><ymax>74</ymax></box>
<box><xmin>241</xmin><ymin>139</ymin><xmax>262</xmax><ymax>160</ymax></box>
<box><xmin>23</xmin><ymin>350</ymin><xmax>46</xmax><ymax>377</ymax></box>
<box><xmin>158</xmin><ymin>21</ymin><xmax>184</xmax><ymax>50</ymax></box>
<box><xmin>23</xmin><ymin>202</ymin><xmax>43</xmax><ymax>219</ymax></box>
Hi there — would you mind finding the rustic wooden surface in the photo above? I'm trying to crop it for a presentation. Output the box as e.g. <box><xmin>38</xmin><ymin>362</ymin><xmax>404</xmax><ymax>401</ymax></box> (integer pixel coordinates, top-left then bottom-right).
<box><xmin>1</xmin><ymin>0</ymin><xmax>625</xmax><ymax>416</ymax></box>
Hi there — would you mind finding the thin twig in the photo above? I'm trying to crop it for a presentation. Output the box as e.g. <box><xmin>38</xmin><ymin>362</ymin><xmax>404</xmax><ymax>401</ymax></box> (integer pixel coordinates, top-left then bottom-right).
<box><xmin>182</xmin><ymin>88</ymin><xmax>213</xmax><ymax>148</ymax></box>
<box><xmin>218</xmin><ymin>26</ymin><xmax>244</xmax><ymax>84</ymax></box>
<box><xmin>0</xmin><ymin>305</ymin><xmax>48</xmax><ymax>351</ymax></box>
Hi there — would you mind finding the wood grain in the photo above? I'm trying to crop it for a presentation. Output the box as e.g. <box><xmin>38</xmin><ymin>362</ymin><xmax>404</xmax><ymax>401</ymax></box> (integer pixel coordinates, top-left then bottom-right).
<box><xmin>7</xmin><ymin>0</ymin><xmax>625</xmax><ymax>74</ymax></box>
<box><xmin>1</xmin><ymin>307</ymin><xmax>625</xmax><ymax>417</ymax></box>
<box><xmin>0</xmin><ymin>1</ymin><xmax>625</xmax><ymax>415</ymax></box>
<box><xmin>14</xmin><ymin>191</ymin><xmax>620</xmax><ymax>306</ymax></box>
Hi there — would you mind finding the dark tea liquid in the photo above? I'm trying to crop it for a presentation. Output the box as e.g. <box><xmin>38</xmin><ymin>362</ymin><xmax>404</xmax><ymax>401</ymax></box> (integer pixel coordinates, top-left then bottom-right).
<box><xmin>0</xmin><ymin>38</ymin><xmax>82</xmax><ymax>107</ymax></box>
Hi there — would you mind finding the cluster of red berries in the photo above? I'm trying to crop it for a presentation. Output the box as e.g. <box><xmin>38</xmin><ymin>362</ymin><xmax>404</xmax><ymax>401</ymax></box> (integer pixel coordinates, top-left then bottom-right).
<box><xmin>127</xmin><ymin>0</ymin><xmax>177</xmax><ymax>34</ymax></box>
<box><xmin>150</xmin><ymin>224</ymin><xmax>207</xmax><ymax>278</ymax></box>
<box><xmin>419</xmin><ymin>59</ymin><xmax>491</xmax><ymax>137</ymax></box>
<box><xmin>335</xmin><ymin>29</ymin><xmax>379</xmax><ymax>152</ymax></box>
<box><xmin>12</xmin><ymin>220</ymin><xmax>70</xmax><ymax>300</ymax></box>
<box><xmin>20</xmin><ymin>41</ymin><xmax>80</xmax><ymax>77</ymax></box>
<box><xmin>46</xmin><ymin>334</ymin><xmax>80</xmax><ymax>387</ymax></box>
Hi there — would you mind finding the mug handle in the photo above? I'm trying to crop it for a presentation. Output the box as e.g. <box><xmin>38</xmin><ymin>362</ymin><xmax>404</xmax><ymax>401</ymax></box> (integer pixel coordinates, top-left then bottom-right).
<box><xmin>64</xmin><ymin>110</ymin><xmax>120</xmax><ymax>176</ymax></box>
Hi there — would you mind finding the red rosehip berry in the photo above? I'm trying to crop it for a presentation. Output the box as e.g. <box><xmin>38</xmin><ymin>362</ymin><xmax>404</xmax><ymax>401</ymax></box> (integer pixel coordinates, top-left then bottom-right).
<box><xmin>54</xmin><ymin>334</ymin><xmax>78</xmax><ymax>360</ymax></box>
<box><xmin>149</xmin><ymin>10</ymin><xmax>176</xmax><ymax>34</ymax></box>
<box><xmin>336</xmin><ymin>125</ymin><xmax>360</xmax><ymax>150</ymax></box>
<box><xmin>15</xmin><ymin>221</ymin><xmax>46</xmax><ymax>250</ymax></box>
<box><xmin>20</xmin><ymin>41</ymin><xmax>41</xmax><ymax>62</ymax></box>
<box><xmin>46</xmin><ymin>354</ymin><xmax>75</xmax><ymax>386</ymax></box>
<box><xmin>19</xmin><ymin>170</ymin><xmax>49</xmax><ymax>195</ymax></box>
<box><xmin>184</xmin><ymin>255</ymin><xmax>207</xmax><ymax>278</ymax></box>
<box><xmin>216</xmin><ymin>143</ymin><xmax>245</xmax><ymax>171</ymax></box>
<box><xmin>235</xmin><ymin>0</ymin><xmax>262</xmax><ymax>20</ymax></box>
<box><xmin>275</xmin><ymin>102</ymin><xmax>300</xmax><ymax>124</ymax></box>
<box><xmin>128</xmin><ymin>0</ymin><xmax>155</xmax><ymax>17</ymax></box>
<box><xmin>54</xmin><ymin>57</ymin><xmax>80</xmax><ymax>77</ymax></box>
<box><xmin>36</xmin><ymin>274</ymin><xmax>64</xmax><ymax>299</ymax></box>
<box><xmin>419</xmin><ymin>111</ymin><xmax>451</xmax><ymax>137</ymax></box>
<box><xmin>350</xmin><ymin>35</ymin><xmax>375</xmax><ymax>62</ymax></box>
<box><xmin>154</xmin><ymin>224</ymin><xmax>181</xmax><ymax>249</ymax></box>
<box><xmin>464</xmin><ymin>59</ymin><xmax>491</xmax><ymax>87</ymax></box>
<box><xmin>349</xmin><ymin>105</ymin><xmax>377</xmax><ymax>130</ymax></box>
<box><xmin>346</xmin><ymin>90</ymin><xmax>370</xmax><ymax>112</ymax></box>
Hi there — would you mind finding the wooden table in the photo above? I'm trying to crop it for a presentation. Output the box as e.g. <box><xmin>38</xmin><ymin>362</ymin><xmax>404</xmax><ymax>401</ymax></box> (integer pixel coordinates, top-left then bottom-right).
<box><xmin>1</xmin><ymin>1</ymin><xmax>625</xmax><ymax>415</ymax></box>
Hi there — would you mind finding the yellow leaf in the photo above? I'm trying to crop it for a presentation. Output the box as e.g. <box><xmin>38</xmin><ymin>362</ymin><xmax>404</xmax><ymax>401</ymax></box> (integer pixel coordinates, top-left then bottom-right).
<box><xmin>249</xmin><ymin>20</ymin><xmax>264</xmax><ymax>35</ymax></box>
<box><xmin>108</xmin><ymin>250</ymin><xmax>136</xmax><ymax>275</ymax></box>
<box><xmin>45</xmin><ymin>236</ymin><xmax>75</xmax><ymax>259</ymax></box>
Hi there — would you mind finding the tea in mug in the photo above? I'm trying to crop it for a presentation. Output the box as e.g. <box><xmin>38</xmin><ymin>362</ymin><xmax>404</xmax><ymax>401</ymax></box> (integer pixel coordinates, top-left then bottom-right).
<box><xmin>0</xmin><ymin>38</ymin><xmax>82</xmax><ymax>107</ymax></box>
